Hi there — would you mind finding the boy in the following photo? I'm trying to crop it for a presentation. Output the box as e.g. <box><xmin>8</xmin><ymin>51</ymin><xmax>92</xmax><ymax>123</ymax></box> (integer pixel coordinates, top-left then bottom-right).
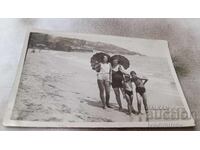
<box><xmin>130</xmin><ymin>71</ymin><xmax>148</xmax><ymax>115</ymax></box>
<box><xmin>122</xmin><ymin>74</ymin><xmax>137</xmax><ymax>115</ymax></box>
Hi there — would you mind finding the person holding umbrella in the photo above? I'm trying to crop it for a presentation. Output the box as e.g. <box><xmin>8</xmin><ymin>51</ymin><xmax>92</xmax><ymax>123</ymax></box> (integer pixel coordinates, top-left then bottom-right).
<box><xmin>110</xmin><ymin>55</ymin><xmax>130</xmax><ymax>111</ymax></box>
<box><xmin>91</xmin><ymin>53</ymin><xmax>112</xmax><ymax>109</ymax></box>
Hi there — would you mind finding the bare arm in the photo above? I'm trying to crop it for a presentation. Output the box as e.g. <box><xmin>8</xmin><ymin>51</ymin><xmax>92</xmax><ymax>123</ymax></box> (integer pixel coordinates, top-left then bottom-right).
<box><xmin>138</xmin><ymin>77</ymin><xmax>148</xmax><ymax>85</ymax></box>
<box><xmin>95</xmin><ymin>63</ymin><xmax>101</xmax><ymax>72</ymax></box>
<box><xmin>143</xmin><ymin>78</ymin><xmax>148</xmax><ymax>85</ymax></box>
<box><xmin>118</xmin><ymin>65</ymin><xmax>129</xmax><ymax>75</ymax></box>
<box><xmin>109</xmin><ymin>63</ymin><xmax>112</xmax><ymax>83</ymax></box>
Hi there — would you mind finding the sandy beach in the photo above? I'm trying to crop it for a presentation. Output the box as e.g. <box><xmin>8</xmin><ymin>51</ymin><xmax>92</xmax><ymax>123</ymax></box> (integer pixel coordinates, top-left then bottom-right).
<box><xmin>11</xmin><ymin>49</ymin><xmax>186</xmax><ymax>123</ymax></box>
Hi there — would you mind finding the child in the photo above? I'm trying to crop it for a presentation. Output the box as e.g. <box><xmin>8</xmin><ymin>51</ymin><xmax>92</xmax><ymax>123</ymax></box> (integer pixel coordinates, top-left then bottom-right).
<box><xmin>122</xmin><ymin>74</ymin><xmax>137</xmax><ymax>115</ymax></box>
<box><xmin>130</xmin><ymin>71</ymin><xmax>148</xmax><ymax>115</ymax></box>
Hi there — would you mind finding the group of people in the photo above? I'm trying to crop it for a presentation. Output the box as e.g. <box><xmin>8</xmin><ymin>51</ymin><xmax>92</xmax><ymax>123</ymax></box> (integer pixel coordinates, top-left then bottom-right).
<box><xmin>94</xmin><ymin>55</ymin><xmax>149</xmax><ymax>116</ymax></box>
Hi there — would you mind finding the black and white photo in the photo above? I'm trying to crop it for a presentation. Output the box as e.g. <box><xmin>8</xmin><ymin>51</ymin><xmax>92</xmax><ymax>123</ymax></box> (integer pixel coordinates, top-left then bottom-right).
<box><xmin>3</xmin><ymin>29</ymin><xmax>195</xmax><ymax>128</ymax></box>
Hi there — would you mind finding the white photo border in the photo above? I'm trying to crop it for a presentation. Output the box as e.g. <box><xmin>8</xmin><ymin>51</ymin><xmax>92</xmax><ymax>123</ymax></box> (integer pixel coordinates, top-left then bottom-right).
<box><xmin>3</xmin><ymin>28</ymin><xmax>195</xmax><ymax>128</ymax></box>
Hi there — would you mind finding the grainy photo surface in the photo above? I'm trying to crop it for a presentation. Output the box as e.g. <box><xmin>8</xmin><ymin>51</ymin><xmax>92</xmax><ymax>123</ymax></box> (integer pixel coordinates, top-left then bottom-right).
<box><xmin>3</xmin><ymin>30</ymin><xmax>195</xmax><ymax>128</ymax></box>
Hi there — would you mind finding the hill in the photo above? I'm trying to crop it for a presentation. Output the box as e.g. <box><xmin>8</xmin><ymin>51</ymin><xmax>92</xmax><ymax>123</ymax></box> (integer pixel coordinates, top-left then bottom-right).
<box><xmin>28</xmin><ymin>32</ymin><xmax>143</xmax><ymax>55</ymax></box>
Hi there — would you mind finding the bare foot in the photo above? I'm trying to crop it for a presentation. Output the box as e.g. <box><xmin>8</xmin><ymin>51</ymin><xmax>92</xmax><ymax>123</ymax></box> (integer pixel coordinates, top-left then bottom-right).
<box><xmin>137</xmin><ymin>112</ymin><xmax>143</xmax><ymax>115</ymax></box>
<box><xmin>132</xmin><ymin>109</ymin><xmax>138</xmax><ymax>114</ymax></box>
<box><xmin>106</xmin><ymin>104</ymin><xmax>112</xmax><ymax>108</ymax></box>
<box><xmin>128</xmin><ymin>112</ymin><xmax>132</xmax><ymax>116</ymax></box>
<box><xmin>119</xmin><ymin>107</ymin><xmax>123</xmax><ymax>112</ymax></box>
<box><xmin>146</xmin><ymin>112</ymin><xmax>149</xmax><ymax>121</ymax></box>
<box><xmin>146</xmin><ymin>117</ymin><xmax>149</xmax><ymax>121</ymax></box>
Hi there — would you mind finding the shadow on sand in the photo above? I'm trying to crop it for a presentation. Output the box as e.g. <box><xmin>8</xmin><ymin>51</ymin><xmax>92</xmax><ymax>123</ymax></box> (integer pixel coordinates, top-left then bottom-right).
<box><xmin>84</xmin><ymin>98</ymin><xmax>129</xmax><ymax>115</ymax></box>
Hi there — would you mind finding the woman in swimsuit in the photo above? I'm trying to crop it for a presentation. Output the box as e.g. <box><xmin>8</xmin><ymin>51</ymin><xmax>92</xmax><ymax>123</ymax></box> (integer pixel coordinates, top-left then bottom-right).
<box><xmin>111</xmin><ymin>58</ymin><xmax>127</xmax><ymax>111</ymax></box>
<box><xmin>96</xmin><ymin>55</ymin><xmax>112</xmax><ymax>109</ymax></box>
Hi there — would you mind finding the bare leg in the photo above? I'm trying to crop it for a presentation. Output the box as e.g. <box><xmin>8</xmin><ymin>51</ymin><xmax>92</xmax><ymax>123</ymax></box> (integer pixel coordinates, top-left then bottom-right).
<box><xmin>125</xmin><ymin>94</ymin><xmax>132</xmax><ymax>115</ymax></box>
<box><xmin>130</xmin><ymin>94</ymin><xmax>137</xmax><ymax>114</ymax></box>
<box><xmin>136</xmin><ymin>93</ymin><xmax>142</xmax><ymax>114</ymax></box>
<box><xmin>113</xmin><ymin>88</ymin><xmax>122</xmax><ymax>111</ymax></box>
<box><xmin>130</xmin><ymin>94</ymin><xmax>133</xmax><ymax>105</ymax></box>
<box><xmin>104</xmin><ymin>81</ymin><xmax>111</xmax><ymax>108</ymax></box>
<box><xmin>120</xmin><ymin>88</ymin><xmax>126</xmax><ymax>99</ymax></box>
<box><xmin>97</xmin><ymin>80</ymin><xmax>106</xmax><ymax>109</ymax></box>
<box><xmin>141</xmin><ymin>92</ymin><xmax>148</xmax><ymax>121</ymax></box>
<box><xmin>141</xmin><ymin>93</ymin><xmax>148</xmax><ymax>114</ymax></box>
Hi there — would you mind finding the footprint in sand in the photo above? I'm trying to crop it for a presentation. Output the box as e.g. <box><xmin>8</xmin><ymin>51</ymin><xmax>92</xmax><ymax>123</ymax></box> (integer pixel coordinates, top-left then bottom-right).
<box><xmin>72</xmin><ymin>92</ymin><xmax>81</xmax><ymax>95</ymax></box>
<box><xmin>55</xmin><ymin>104</ymin><xmax>71</xmax><ymax>114</ymax></box>
<box><xmin>47</xmin><ymin>84</ymin><xmax>56</xmax><ymax>88</ymax></box>
<box><xmin>43</xmin><ymin>117</ymin><xmax>62</xmax><ymax>122</ymax></box>
<box><xmin>76</xmin><ymin>114</ymin><xmax>86</xmax><ymax>120</ymax></box>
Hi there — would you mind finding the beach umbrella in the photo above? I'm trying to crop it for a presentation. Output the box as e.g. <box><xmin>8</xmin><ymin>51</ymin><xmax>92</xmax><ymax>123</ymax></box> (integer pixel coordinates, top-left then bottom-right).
<box><xmin>90</xmin><ymin>52</ymin><xmax>110</xmax><ymax>63</ymax></box>
<box><xmin>110</xmin><ymin>55</ymin><xmax>130</xmax><ymax>69</ymax></box>
<box><xmin>90</xmin><ymin>52</ymin><xmax>110</xmax><ymax>71</ymax></box>
<box><xmin>92</xmin><ymin>63</ymin><xmax>101</xmax><ymax>72</ymax></box>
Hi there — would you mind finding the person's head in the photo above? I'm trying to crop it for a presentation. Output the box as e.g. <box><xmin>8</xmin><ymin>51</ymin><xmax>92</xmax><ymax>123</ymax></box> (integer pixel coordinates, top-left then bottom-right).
<box><xmin>102</xmin><ymin>55</ymin><xmax>109</xmax><ymax>63</ymax></box>
<box><xmin>124</xmin><ymin>74</ymin><xmax>131</xmax><ymax>82</ymax></box>
<box><xmin>112</xmin><ymin>58</ymin><xmax>119</xmax><ymax>66</ymax></box>
<box><xmin>130</xmin><ymin>71</ymin><xmax>137</xmax><ymax>79</ymax></box>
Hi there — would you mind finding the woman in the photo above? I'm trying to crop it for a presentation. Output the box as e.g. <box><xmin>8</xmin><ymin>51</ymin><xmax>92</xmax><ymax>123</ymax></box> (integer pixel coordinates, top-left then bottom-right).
<box><xmin>96</xmin><ymin>55</ymin><xmax>112</xmax><ymax>109</ymax></box>
<box><xmin>111</xmin><ymin>58</ymin><xmax>127</xmax><ymax>111</ymax></box>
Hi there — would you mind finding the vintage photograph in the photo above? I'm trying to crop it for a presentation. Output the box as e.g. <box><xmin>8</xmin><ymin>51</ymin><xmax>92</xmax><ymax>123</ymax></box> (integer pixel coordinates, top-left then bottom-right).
<box><xmin>3</xmin><ymin>30</ymin><xmax>195</xmax><ymax>128</ymax></box>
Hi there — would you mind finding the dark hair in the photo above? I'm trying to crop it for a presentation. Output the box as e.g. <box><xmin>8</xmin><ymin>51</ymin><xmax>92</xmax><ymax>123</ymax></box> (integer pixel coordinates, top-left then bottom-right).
<box><xmin>102</xmin><ymin>55</ymin><xmax>109</xmax><ymax>63</ymax></box>
<box><xmin>110</xmin><ymin>58</ymin><xmax>119</xmax><ymax>67</ymax></box>
<box><xmin>130</xmin><ymin>71</ymin><xmax>136</xmax><ymax>75</ymax></box>
<box><xmin>112</xmin><ymin>58</ymin><xmax>119</xmax><ymax>62</ymax></box>
<box><xmin>111</xmin><ymin>58</ymin><xmax>119</xmax><ymax>65</ymax></box>
<box><xmin>125</xmin><ymin>74</ymin><xmax>130</xmax><ymax>78</ymax></box>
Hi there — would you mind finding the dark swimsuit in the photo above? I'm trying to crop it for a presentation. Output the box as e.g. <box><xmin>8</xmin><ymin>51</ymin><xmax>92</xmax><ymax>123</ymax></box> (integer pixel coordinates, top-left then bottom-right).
<box><xmin>132</xmin><ymin>78</ymin><xmax>146</xmax><ymax>95</ymax></box>
<box><xmin>125</xmin><ymin>90</ymin><xmax>133</xmax><ymax>97</ymax></box>
<box><xmin>112</xmin><ymin>70</ymin><xmax>123</xmax><ymax>88</ymax></box>
<box><xmin>136</xmin><ymin>87</ymin><xmax>146</xmax><ymax>95</ymax></box>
